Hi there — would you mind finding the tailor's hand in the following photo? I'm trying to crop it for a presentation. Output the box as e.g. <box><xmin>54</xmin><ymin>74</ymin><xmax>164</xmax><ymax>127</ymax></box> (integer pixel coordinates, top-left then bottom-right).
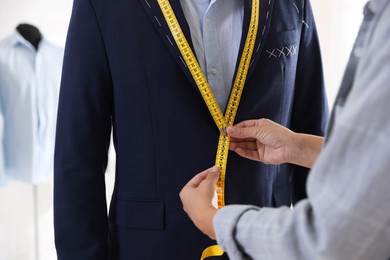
<box><xmin>227</xmin><ymin>119</ymin><xmax>323</xmax><ymax>168</ymax></box>
<box><xmin>179</xmin><ymin>166</ymin><xmax>220</xmax><ymax>240</ymax></box>
<box><xmin>227</xmin><ymin>119</ymin><xmax>294</xmax><ymax>165</ymax></box>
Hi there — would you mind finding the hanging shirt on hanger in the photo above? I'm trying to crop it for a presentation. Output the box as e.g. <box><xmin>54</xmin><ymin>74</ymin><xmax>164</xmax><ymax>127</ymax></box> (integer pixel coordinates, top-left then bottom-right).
<box><xmin>0</xmin><ymin>29</ymin><xmax>64</xmax><ymax>184</ymax></box>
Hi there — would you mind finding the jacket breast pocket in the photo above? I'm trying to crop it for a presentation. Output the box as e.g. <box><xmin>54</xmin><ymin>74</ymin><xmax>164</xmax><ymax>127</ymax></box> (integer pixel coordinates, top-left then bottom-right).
<box><xmin>109</xmin><ymin>198</ymin><xmax>165</xmax><ymax>230</ymax></box>
<box><xmin>263</xmin><ymin>29</ymin><xmax>300</xmax><ymax>63</ymax></box>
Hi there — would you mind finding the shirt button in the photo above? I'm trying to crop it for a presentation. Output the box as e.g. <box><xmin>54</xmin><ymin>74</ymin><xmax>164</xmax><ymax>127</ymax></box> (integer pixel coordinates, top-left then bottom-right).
<box><xmin>206</xmin><ymin>18</ymin><xmax>211</xmax><ymax>25</ymax></box>
<box><xmin>211</xmin><ymin>68</ymin><xmax>217</xmax><ymax>75</ymax></box>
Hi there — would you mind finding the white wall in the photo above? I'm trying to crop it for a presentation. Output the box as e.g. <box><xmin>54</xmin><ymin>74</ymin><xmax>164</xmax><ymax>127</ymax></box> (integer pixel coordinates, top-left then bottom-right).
<box><xmin>311</xmin><ymin>0</ymin><xmax>367</xmax><ymax>106</ymax></box>
<box><xmin>0</xmin><ymin>0</ymin><xmax>72</xmax><ymax>46</ymax></box>
<box><xmin>0</xmin><ymin>0</ymin><xmax>368</xmax><ymax>259</ymax></box>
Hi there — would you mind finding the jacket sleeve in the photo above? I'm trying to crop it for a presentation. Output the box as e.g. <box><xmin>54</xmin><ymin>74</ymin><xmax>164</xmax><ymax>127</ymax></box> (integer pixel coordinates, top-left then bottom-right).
<box><xmin>54</xmin><ymin>0</ymin><xmax>113</xmax><ymax>259</ymax></box>
<box><xmin>290</xmin><ymin>0</ymin><xmax>329</xmax><ymax>203</ymax></box>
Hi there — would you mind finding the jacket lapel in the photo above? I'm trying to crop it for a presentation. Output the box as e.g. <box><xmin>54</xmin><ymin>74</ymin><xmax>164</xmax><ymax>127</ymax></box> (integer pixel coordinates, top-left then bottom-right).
<box><xmin>140</xmin><ymin>0</ymin><xmax>198</xmax><ymax>90</ymax></box>
<box><xmin>140</xmin><ymin>0</ymin><xmax>275</xmax><ymax>103</ymax></box>
<box><xmin>237</xmin><ymin>0</ymin><xmax>275</xmax><ymax>82</ymax></box>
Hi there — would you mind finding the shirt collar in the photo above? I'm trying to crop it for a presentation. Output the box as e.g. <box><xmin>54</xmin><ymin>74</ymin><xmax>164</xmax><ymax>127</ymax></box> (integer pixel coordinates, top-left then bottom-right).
<box><xmin>8</xmin><ymin>29</ymin><xmax>46</xmax><ymax>52</ymax></box>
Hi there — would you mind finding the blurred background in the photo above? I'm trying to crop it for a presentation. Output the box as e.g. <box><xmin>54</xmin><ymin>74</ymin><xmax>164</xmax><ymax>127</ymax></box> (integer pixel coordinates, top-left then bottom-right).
<box><xmin>0</xmin><ymin>0</ymin><xmax>367</xmax><ymax>259</ymax></box>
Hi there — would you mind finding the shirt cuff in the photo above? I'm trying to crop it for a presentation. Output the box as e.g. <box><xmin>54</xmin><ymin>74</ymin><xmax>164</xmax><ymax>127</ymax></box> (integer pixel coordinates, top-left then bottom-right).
<box><xmin>213</xmin><ymin>205</ymin><xmax>260</xmax><ymax>259</ymax></box>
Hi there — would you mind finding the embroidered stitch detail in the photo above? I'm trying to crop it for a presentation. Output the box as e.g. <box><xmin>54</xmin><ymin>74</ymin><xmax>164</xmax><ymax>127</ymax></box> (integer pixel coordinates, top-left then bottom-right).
<box><xmin>154</xmin><ymin>16</ymin><xmax>162</xmax><ymax>27</ymax></box>
<box><xmin>144</xmin><ymin>0</ymin><xmax>151</xmax><ymax>9</ymax></box>
<box><xmin>266</xmin><ymin>11</ymin><xmax>270</xmax><ymax>20</ymax></box>
<box><xmin>256</xmin><ymin>42</ymin><xmax>261</xmax><ymax>52</ymax></box>
<box><xmin>285</xmin><ymin>46</ymin><xmax>295</xmax><ymax>56</ymax></box>
<box><xmin>179</xmin><ymin>56</ymin><xmax>187</xmax><ymax>67</ymax></box>
<box><xmin>302</xmin><ymin>20</ymin><xmax>309</xmax><ymax>29</ymax></box>
<box><xmin>266</xmin><ymin>49</ymin><xmax>277</xmax><ymax>58</ymax></box>
<box><xmin>292</xmin><ymin>2</ymin><xmax>299</xmax><ymax>14</ymax></box>
<box><xmin>276</xmin><ymin>47</ymin><xmax>285</xmax><ymax>57</ymax></box>
<box><xmin>166</xmin><ymin>35</ymin><xmax>173</xmax><ymax>46</ymax></box>
<box><xmin>266</xmin><ymin>45</ymin><xmax>297</xmax><ymax>59</ymax></box>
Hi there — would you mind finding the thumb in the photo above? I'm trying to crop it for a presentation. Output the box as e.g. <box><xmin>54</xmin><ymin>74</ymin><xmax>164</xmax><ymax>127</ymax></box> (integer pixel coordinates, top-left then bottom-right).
<box><xmin>205</xmin><ymin>166</ymin><xmax>220</xmax><ymax>184</ymax></box>
<box><xmin>227</xmin><ymin>126</ymin><xmax>258</xmax><ymax>139</ymax></box>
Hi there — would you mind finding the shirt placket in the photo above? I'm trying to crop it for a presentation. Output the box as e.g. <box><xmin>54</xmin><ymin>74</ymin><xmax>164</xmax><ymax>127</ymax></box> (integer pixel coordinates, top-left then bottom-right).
<box><xmin>203</xmin><ymin>2</ymin><xmax>226</xmax><ymax>111</ymax></box>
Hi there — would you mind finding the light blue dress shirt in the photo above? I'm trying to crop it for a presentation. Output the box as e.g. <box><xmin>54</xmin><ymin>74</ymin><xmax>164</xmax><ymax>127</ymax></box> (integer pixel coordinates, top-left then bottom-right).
<box><xmin>0</xmin><ymin>30</ymin><xmax>63</xmax><ymax>184</ymax></box>
<box><xmin>179</xmin><ymin>0</ymin><xmax>244</xmax><ymax>111</ymax></box>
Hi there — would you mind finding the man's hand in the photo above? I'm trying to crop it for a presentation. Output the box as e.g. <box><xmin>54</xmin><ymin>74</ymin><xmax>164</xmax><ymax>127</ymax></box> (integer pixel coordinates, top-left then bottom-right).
<box><xmin>179</xmin><ymin>166</ymin><xmax>220</xmax><ymax>240</ymax></box>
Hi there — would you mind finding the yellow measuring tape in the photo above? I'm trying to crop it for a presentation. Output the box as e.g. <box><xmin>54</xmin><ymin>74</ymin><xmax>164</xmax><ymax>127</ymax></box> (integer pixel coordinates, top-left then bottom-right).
<box><xmin>157</xmin><ymin>0</ymin><xmax>259</xmax><ymax>258</ymax></box>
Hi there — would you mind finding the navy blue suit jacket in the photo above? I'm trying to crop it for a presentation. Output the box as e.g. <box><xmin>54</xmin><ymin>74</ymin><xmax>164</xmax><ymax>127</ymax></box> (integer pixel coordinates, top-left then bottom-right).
<box><xmin>54</xmin><ymin>0</ymin><xmax>328</xmax><ymax>259</ymax></box>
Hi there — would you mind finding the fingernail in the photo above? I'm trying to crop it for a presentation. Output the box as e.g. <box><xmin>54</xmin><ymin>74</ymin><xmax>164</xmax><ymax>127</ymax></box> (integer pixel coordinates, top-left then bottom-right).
<box><xmin>211</xmin><ymin>166</ymin><xmax>219</xmax><ymax>172</ymax></box>
<box><xmin>227</xmin><ymin>127</ymin><xmax>235</xmax><ymax>134</ymax></box>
